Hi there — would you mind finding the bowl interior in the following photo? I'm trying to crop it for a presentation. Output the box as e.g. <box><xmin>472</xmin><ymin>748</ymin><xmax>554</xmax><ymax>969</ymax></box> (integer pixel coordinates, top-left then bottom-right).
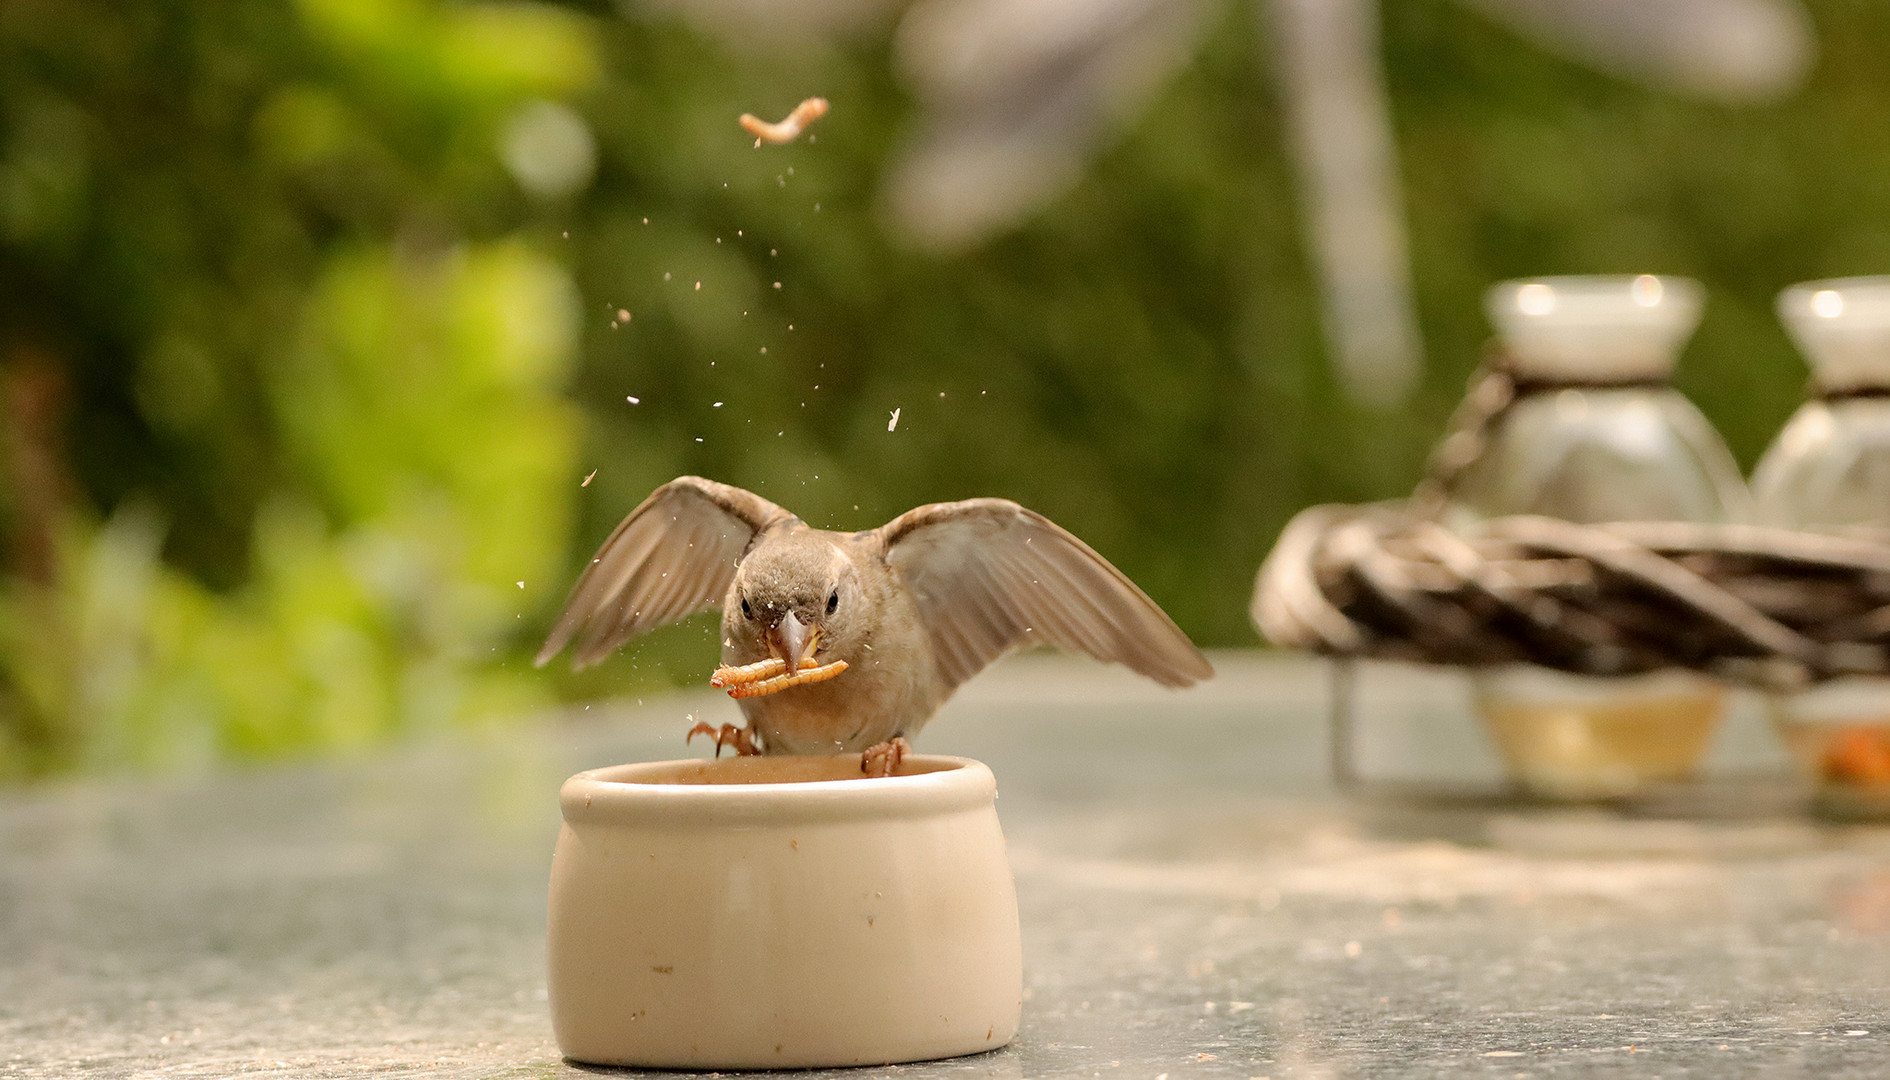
<box><xmin>604</xmin><ymin>754</ymin><xmax>958</xmax><ymax>786</ymax></box>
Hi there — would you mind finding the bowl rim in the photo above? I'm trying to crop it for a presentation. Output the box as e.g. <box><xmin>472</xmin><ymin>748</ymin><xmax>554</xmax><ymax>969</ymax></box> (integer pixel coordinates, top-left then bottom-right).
<box><xmin>559</xmin><ymin>753</ymin><xmax>997</xmax><ymax>826</ymax></box>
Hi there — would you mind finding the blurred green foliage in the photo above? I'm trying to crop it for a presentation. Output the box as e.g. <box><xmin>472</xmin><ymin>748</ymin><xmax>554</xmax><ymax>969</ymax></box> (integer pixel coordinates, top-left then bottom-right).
<box><xmin>5</xmin><ymin>0</ymin><xmax>1890</xmax><ymax>776</ymax></box>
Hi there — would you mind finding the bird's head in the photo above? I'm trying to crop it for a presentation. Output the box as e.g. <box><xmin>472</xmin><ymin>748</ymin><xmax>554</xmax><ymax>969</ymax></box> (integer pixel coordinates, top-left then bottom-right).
<box><xmin>730</xmin><ymin>532</ymin><xmax>859</xmax><ymax>666</ymax></box>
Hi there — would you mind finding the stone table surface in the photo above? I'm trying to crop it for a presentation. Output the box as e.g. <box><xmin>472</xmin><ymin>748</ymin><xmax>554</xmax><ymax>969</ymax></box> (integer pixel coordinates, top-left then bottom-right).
<box><xmin>6</xmin><ymin>653</ymin><xmax>1890</xmax><ymax>1078</ymax></box>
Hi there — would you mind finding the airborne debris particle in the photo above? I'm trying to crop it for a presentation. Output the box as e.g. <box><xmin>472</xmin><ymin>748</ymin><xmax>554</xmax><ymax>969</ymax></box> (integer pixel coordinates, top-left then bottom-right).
<box><xmin>616</xmin><ymin>309</ymin><xmax>630</xmax><ymax>323</ymax></box>
<box><xmin>626</xmin><ymin>395</ymin><xmax>641</xmax><ymax>404</ymax></box>
<box><xmin>888</xmin><ymin>408</ymin><xmax>901</xmax><ymax>432</ymax></box>
<box><xmin>713</xmin><ymin>402</ymin><xmax>723</xmax><ymax>408</ymax></box>
<box><xmin>582</xmin><ymin>469</ymin><xmax>596</xmax><ymax>487</ymax></box>
<box><xmin>516</xmin><ymin>581</ymin><xmax>525</xmax><ymax>589</ymax></box>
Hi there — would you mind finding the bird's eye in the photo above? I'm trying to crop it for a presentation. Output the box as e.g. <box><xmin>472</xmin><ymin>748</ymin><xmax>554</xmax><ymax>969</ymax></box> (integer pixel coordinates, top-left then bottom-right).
<box><xmin>826</xmin><ymin>590</ymin><xmax>839</xmax><ymax>614</ymax></box>
<box><xmin>741</xmin><ymin>598</ymin><xmax>753</xmax><ymax>618</ymax></box>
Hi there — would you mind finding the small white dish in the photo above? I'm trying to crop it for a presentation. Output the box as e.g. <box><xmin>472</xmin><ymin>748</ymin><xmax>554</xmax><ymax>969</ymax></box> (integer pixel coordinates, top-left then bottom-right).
<box><xmin>547</xmin><ymin>753</ymin><xmax>1022</xmax><ymax>1069</ymax></box>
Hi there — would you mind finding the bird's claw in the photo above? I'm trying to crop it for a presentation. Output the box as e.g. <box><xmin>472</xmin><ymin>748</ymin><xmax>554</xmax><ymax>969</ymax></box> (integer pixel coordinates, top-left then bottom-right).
<box><xmin>687</xmin><ymin>721</ymin><xmax>760</xmax><ymax>757</ymax></box>
<box><xmin>861</xmin><ymin>737</ymin><xmax>911</xmax><ymax>778</ymax></box>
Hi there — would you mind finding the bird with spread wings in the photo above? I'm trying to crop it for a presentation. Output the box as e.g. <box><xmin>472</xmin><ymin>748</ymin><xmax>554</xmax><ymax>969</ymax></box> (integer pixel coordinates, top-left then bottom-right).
<box><xmin>538</xmin><ymin>476</ymin><xmax>1211</xmax><ymax>774</ymax></box>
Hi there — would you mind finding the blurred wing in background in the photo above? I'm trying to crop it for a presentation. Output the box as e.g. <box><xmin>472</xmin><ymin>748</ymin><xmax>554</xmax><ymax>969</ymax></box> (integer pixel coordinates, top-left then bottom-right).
<box><xmin>881</xmin><ymin>0</ymin><xmax>1210</xmax><ymax>252</ymax></box>
<box><xmin>1463</xmin><ymin>0</ymin><xmax>1814</xmax><ymax>104</ymax></box>
<box><xmin>537</xmin><ymin>477</ymin><xmax>795</xmax><ymax>669</ymax></box>
<box><xmin>875</xmin><ymin>498</ymin><xmax>1213</xmax><ymax>690</ymax></box>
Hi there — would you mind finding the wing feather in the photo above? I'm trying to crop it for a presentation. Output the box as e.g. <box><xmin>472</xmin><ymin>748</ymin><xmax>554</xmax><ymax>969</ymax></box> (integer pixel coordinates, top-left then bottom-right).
<box><xmin>873</xmin><ymin>498</ymin><xmax>1212</xmax><ymax>690</ymax></box>
<box><xmin>538</xmin><ymin>477</ymin><xmax>794</xmax><ymax>669</ymax></box>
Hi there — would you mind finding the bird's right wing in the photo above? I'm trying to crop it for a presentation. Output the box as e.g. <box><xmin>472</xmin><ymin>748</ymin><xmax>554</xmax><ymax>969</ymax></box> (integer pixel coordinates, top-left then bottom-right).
<box><xmin>536</xmin><ymin>476</ymin><xmax>795</xmax><ymax>669</ymax></box>
<box><xmin>872</xmin><ymin>498</ymin><xmax>1212</xmax><ymax>691</ymax></box>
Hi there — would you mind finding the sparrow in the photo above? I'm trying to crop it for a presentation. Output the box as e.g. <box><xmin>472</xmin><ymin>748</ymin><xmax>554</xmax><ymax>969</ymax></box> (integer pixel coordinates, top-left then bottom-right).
<box><xmin>537</xmin><ymin>476</ymin><xmax>1212</xmax><ymax>773</ymax></box>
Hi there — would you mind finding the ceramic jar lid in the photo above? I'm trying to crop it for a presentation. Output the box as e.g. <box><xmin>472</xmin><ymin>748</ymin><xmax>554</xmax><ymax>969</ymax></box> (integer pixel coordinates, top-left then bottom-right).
<box><xmin>1486</xmin><ymin>275</ymin><xmax>1704</xmax><ymax>383</ymax></box>
<box><xmin>1779</xmin><ymin>277</ymin><xmax>1890</xmax><ymax>393</ymax></box>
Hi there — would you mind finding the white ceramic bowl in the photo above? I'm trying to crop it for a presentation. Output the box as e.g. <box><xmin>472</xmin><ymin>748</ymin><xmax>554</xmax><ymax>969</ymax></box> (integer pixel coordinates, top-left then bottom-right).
<box><xmin>547</xmin><ymin>754</ymin><xmax>1022</xmax><ymax>1069</ymax></box>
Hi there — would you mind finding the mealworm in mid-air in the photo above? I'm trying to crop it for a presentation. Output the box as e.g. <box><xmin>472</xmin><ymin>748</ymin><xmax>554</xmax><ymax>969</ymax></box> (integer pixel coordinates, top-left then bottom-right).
<box><xmin>740</xmin><ymin>97</ymin><xmax>828</xmax><ymax>146</ymax></box>
<box><xmin>723</xmin><ymin>660</ymin><xmax>849</xmax><ymax>699</ymax></box>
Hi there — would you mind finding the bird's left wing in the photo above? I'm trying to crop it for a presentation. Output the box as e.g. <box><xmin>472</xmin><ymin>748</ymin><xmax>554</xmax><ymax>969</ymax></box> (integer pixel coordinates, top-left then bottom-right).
<box><xmin>537</xmin><ymin>476</ymin><xmax>795</xmax><ymax>670</ymax></box>
<box><xmin>872</xmin><ymin>498</ymin><xmax>1212</xmax><ymax>691</ymax></box>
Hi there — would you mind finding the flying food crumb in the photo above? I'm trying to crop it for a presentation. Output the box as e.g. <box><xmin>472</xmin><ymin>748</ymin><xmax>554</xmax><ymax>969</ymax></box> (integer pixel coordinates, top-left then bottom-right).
<box><xmin>516</xmin><ymin>581</ymin><xmax>525</xmax><ymax>589</ymax></box>
<box><xmin>582</xmin><ymin>469</ymin><xmax>596</xmax><ymax>487</ymax></box>
<box><xmin>616</xmin><ymin>309</ymin><xmax>630</xmax><ymax>323</ymax></box>
<box><xmin>627</xmin><ymin>395</ymin><xmax>641</xmax><ymax>404</ymax></box>
<box><xmin>888</xmin><ymin>408</ymin><xmax>901</xmax><ymax>432</ymax></box>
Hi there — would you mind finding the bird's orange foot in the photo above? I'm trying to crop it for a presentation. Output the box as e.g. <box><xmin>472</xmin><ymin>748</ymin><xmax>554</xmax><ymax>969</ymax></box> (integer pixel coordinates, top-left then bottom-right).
<box><xmin>687</xmin><ymin>721</ymin><xmax>761</xmax><ymax>757</ymax></box>
<box><xmin>860</xmin><ymin>737</ymin><xmax>911</xmax><ymax>778</ymax></box>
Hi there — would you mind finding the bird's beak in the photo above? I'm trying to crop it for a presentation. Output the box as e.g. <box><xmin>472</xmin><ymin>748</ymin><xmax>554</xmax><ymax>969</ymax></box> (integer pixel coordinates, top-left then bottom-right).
<box><xmin>771</xmin><ymin>611</ymin><xmax>818</xmax><ymax>667</ymax></box>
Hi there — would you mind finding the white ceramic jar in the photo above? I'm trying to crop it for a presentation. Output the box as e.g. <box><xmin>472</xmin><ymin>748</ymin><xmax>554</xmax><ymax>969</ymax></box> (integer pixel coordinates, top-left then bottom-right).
<box><xmin>1449</xmin><ymin>276</ymin><xmax>1750</xmax><ymax>799</ymax></box>
<box><xmin>1754</xmin><ymin>278</ymin><xmax>1890</xmax><ymax>803</ymax></box>
<box><xmin>547</xmin><ymin>754</ymin><xmax>1022</xmax><ymax>1069</ymax></box>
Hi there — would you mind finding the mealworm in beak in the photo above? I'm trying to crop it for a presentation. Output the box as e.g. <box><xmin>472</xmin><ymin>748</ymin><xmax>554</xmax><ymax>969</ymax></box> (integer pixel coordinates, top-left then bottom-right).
<box><xmin>724</xmin><ymin>660</ymin><xmax>849</xmax><ymax>699</ymax></box>
<box><xmin>711</xmin><ymin>656</ymin><xmax>808</xmax><ymax>687</ymax></box>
